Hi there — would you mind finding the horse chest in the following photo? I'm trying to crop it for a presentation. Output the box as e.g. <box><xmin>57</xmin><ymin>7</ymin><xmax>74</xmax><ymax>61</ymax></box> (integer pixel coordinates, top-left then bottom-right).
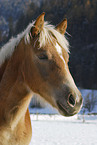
<box><xmin>0</xmin><ymin>130</ymin><xmax>18</xmax><ymax>145</ymax></box>
<box><xmin>0</xmin><ymin>128</ymin><xmax>30</xmax><ymax>145</ymax></box>
<box><xmin>0</xmin><ymin>114</ymin><xmax>32</xmax><ymax>145</ymax></box>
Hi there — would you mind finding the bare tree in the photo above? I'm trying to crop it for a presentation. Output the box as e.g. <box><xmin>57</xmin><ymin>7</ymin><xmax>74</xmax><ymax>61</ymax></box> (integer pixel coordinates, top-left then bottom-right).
<box><xmin>84</xmin><ymin>90</ymin><xmax>97</xmax><ymax>112</ymax></box>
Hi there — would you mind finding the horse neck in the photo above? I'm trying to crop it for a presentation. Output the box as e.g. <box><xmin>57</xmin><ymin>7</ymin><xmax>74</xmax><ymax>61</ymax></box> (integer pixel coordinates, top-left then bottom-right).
<box><xmin>0</xmin><ymin>59</ymin><xmax>9</xmax><ymax>83</ymax></box>
<box><xmin>0</xmin><ymin>39</ymin><xmax>32</xmax><ymax>129</ymax></box>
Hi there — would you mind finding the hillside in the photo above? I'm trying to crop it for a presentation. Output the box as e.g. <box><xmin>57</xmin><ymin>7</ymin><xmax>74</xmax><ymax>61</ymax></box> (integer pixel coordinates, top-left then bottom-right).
<box><xmin>0</xmin><ymin>0</ymin><xmax>97</xmax><ymax>89</ymax></box>
<box><xmin>0</xmin><ymin>0</ymin><xmax>32</xmax><ymax>32</ymax></box>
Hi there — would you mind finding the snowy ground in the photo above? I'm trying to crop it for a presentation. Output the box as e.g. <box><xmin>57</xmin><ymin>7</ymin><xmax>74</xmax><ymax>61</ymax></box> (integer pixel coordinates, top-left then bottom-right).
<box><xmin>29</xmin><ymin>115</ymin><xmax>97</xmax><ymax>145</ymax></box>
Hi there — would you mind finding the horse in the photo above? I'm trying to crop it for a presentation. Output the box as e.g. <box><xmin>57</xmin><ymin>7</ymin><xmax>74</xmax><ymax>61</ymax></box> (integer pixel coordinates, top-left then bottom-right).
<box><xmin>0</xmin><ymin>12</ymin><xmax>83</xmax><ymax>145</ymax></box>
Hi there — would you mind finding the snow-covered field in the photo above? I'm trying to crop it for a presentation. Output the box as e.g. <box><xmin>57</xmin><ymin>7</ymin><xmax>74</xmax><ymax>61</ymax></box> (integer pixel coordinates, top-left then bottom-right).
<box><xmin>29</xmin><ymin>115</ymin><xmax>97</xmax><ymax>145</ymax></box>
<box><xmin>29</xmin><ymin>89</ymin><xmax>97</xmax><ymax>144</ymax></box>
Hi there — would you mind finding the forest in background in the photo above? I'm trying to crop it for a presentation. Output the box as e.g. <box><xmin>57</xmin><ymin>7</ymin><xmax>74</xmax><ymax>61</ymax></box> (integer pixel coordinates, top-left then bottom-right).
<box><xmin>0</xmin><ymin>0</ymin><xmax>97</xmax><ymax>89</ymax></box>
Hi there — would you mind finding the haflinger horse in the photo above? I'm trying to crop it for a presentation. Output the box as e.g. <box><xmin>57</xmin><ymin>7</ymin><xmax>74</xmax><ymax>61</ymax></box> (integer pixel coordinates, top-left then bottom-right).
<box><xmin>0</xmin><ymin>12</ymin><xmax>83</xmax><ymax>145</ymax></box>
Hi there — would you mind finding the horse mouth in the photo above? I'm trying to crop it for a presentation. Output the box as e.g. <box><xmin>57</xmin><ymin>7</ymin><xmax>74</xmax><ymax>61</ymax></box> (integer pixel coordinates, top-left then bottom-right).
<box><xmin>57</xmin><ymin>101</ymin><xmax>77</xmax><ymax>116</ymax></box>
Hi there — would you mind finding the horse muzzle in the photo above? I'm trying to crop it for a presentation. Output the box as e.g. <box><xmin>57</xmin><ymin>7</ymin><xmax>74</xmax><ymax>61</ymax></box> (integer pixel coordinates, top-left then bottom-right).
<box><xmin>56</xmin><ymin>93</ymin><xmax>83</xmax><ymax>117</ymax></box>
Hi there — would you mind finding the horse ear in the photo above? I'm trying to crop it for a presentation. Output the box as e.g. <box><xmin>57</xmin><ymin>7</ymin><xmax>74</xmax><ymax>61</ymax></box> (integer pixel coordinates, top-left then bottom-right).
<box><xmin>56</xmin><ymin>18</ymin><xmax>67</xmax><ymax>35</ymax></box>
<box><xmin>31</xmin><ymin>12</ymin><xmax>45</xmax><ymax>37</ymax></box>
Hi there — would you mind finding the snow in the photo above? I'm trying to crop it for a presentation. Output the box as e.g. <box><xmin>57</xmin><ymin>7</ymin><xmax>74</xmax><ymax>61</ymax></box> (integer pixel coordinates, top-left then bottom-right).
<box><xmin>29</xmin><ymin>115</ymin><xmax>97</xmax><ymax>145</ymax></box>
<box><xmin>29</xmin><ymin>89</ymin><xmax>97</xmax><ymax>144</ymax></box>
<box><xmin>29</xmin><ymin>104</ymin><xmax>58</xmax><ymax>114</ymax></box>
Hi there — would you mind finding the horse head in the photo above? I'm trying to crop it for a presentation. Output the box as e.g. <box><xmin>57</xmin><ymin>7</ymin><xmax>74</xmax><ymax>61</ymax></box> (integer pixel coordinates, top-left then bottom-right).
<box><xmin>24</xmin><ymin>12</ymin><xmax>83</xmax><ymax>116</ymax></box>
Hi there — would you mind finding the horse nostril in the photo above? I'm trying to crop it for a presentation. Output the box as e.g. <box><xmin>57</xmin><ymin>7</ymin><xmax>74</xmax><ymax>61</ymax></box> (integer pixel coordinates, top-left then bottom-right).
<box><xmin>68</xmin><ymin>94</ymin><xmax>76</xmax><ymax>107</ymax></box>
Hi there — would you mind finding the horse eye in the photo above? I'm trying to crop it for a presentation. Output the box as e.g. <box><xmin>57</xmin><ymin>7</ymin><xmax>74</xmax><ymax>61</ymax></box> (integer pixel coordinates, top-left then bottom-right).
<box><xmin>38</xmin><ymin>54</ymin><xmax>48</xmax><ymax>60</ymax></box>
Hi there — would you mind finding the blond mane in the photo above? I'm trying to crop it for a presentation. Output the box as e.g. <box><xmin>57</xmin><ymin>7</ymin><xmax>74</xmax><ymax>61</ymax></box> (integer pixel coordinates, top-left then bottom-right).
<box><xmin>0</xmin><ymin>21</ymin><xmax>69</xmax><ymax>66</ymax></box>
